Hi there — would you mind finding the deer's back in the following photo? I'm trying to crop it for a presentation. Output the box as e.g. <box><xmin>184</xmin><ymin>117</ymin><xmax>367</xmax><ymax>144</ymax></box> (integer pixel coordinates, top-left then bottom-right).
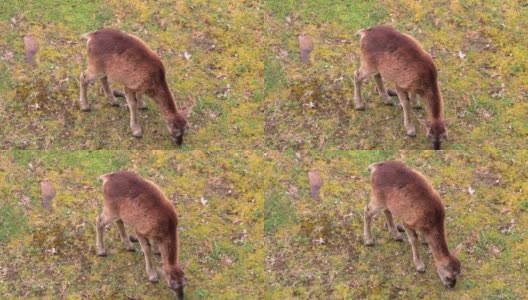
<box><xmin>85</xmin><ymin>29</ymin><xmax>165</xmax><ymax>93</ymax></box>
<box><xmin>359</xmin><ymin>26</ymin><xmax>437</xmax><ymax>92</ymax></box>
<box><xmin>102</xmin><ymin>171</ymin><xmax>177</xmax><ymax>239</ymax></box>
<box><xmin>370</xmin><ymin>161</ymin><xmax>445</xmax><ymax>228</ymax></box>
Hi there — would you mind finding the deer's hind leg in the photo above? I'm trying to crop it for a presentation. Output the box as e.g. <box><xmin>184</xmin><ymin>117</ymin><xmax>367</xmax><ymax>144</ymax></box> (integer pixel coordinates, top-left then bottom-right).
<box><xmin>384</xmin><ymin>210</ymin><xmax>403</xmax><ymax>241</ymax></box>
<box><xmin>115</xmin><ymin>220</ymin><xmax>135</xmax><ymax>251</ymax></box>
<box><xmin>409</xmin><ymin>92</ymin><xmax>421</xmax><ymax>109</ymax></box>
<box><xmin>95</xmin><ymin>213</ymin><xmax>116</xmax><ymax>256</ymax></box>
<box><xmin>100</xmin><ymin>76</ymin><xmax>119</xmax><ymax>107</ymax></box>
<box><xmin>136</xmin><ymin>93</ymin><xmax>148</xmax><ymax>110</ymax></box>
<box><xmin>151</xmin><ymin>239</ymin><xmax>161</xmax><ymax>255</ymax></box>
<box><xmin>374</xmin><ymin>74</ymin><xmax>393</xmax><ymax>106</ymax></box>
<box><xmin>363</xmin><ymin>192</ymin><xmax>386</xmax><ymax>246</ymax></box>
<box><xmin>353</xmin><ymin>65</ymin><xmax>376</xmax><ymax>111</ymax></box>
<box><xmin>79</xmin><ymin>70</ymin><xmax>99</xmax><ymax>111</ymax></box>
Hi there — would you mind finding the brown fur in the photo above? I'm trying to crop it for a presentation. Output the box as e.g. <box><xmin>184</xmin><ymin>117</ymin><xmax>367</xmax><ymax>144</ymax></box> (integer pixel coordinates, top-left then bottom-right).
<box><xmin>353</xmin><ymin>26</ymin><xmax>450</xmax><ymax>149</ymax></box>
<box><xmin>95</xmin><ymin>171</ymin><xmax>188</xmax><ymax>298</ymax></box>
<box><xmin>79</xmin><ymin>28</ymin><xmax>187</xmax><ymax>145</ymax></box>
<box><xmin>363</xmin><ymin>161</ymin><xmax>462</xmax><ymax>288</ymax></box>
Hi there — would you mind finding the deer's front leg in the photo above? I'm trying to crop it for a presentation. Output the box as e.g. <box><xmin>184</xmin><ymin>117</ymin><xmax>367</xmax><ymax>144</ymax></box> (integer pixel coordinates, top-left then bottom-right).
<box><xmin>403</xmin><ymin>225</ymin><xmax>425</xmax><ymax>272</ymax></box>
<box><xmin>137</xmin><ymin>235</ymin><xmax>158</xmax><ymax>282</ymax></box>
<box><xmin>124</xmin><ymin>89</ymin><xmax>142</xmax><ymax>138</ymax></box>
<box><xmin>395</xmin><ymin>88</ymin><xmax>416</xmax><ymax>137</ymax></box>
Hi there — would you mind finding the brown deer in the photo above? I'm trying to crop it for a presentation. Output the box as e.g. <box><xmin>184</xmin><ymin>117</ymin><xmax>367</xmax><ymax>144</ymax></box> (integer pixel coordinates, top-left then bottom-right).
<box><xmin>95</xmin><ymin>171</ymin><xmax>189</xmax><ymax>299</ymax></box>
<box><xmin>353</xmin><ymin>26</ymin><xmax>451</xmax><ymax>150</ymax></box>
<box><xmin>363</xmin><ymin>161</ymin><xmax>462</xmax><ymax>288</ymax></box>
<box><xmin>80</xmin><ymin>28</ymin><xmax>190</xmax><ymax>146</ymax></box>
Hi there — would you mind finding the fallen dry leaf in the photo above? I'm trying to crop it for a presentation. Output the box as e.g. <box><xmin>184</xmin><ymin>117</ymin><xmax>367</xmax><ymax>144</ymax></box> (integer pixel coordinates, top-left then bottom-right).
<box><xmin>24</xmin><ymin>35</ymin><xmax>39</xmax><ymax>65</ymax></box>
<box><xmin>489</xmin><ymin>244</ymin><xmax>501</xmax><ymax>257</ymax></box>
<box><xmin>40</xmin><ymin>180</ymin><xmax>55</xmax><ymax>210</ymax></box>
<box><xmin>468</xmin><ymin>186</ymin><xmax>475</xmax><ymax>195</ymax></box>
<box><xmin>308</xmin><ymin>170</ymin><xmax>323</xmax><ymax>201</ymax></box>
<box><xmin>500</xmin><ymin>208</ymin><xmax>511</xmax><ymax>214</ymax></box>
<box><xmin>298</xmin><ymin>34</ymin><xmax>314</xmax><ymax>64</ymax></box>
<box><xmin>180</xmin><ymin>94</ymin><xmax>196</xmax><ymax>119</ymax></box>
<box><xmin>224</xmin><ymin>255</ymin><xmax>233</xmax><ymax>266</ymax></box>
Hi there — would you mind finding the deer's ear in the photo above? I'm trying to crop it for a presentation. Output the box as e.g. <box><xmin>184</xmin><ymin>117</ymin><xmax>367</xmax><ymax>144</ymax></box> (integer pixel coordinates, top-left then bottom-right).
<box><xmin>452</xmin><ymin>243</ymin><xmax>463</xmax><ymax>257</ymax></box>
<box><xmin>418</xmin><ymin>118</ymin><xmax>430</xmax><ymax>127</ymax></box>
<box><xmin>181</xmin><ymin>106</ymin><xmax>194</xmax><ymax>119</ymax></box>
<box><xmin>180</xmin><ymin>94</ymin><xmax>196</xmax><ymax>119</ymax></box>
<box><xmin>180</xmin><ymin>260</ymin><xmax>190</xmax><ymax>270</ymax></box>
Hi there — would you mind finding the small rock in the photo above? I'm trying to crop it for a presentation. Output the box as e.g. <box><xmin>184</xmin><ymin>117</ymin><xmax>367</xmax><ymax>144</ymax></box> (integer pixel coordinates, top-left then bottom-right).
<box><xmin>308</xmin><ymin>170</ymin><xmax>323</xmax><ymax>201</ymax></box>
<box><xmin>298</xmin><ymin>34</ymin><xmax>314</xmax><ymax>64</ymax></box>
<box><xmin>23</xmin><ymin>35</ymin><xmax>39</xmax><ymax>65</ymax></box>
<box><xmin>490</xmin><ymin>245</ymin><xmax>501</xmax><ymax>257</ymax></box>
<box><xmin>224</xmin><ymin>255</ymin><xmax>233</xmax><ymax>266</ymax></box>
<box><xmin>468</xmin><ymin>186</ymin><xmax>475</xmax><ymax>195</ymax></box>
<box><xmin>40</xmin><ymin>180</ymin><xmax>55</xmax><ymax>210</ymax></box>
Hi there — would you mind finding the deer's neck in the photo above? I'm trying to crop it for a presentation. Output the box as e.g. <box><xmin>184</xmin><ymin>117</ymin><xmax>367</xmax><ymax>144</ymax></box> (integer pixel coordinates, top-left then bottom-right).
<box><xmin>160</xmin><ymin>226</ymin><xmax>179</xmax><ymax>268</ymax></box>
<box><xmin>424</xmin><ymin>83</ymin><xmax>444</xmax><ymax>121</ymax></box>
<box><xmin>153</xmin><ymin>81</ymin><xmax>180</xmax><ymax>121</ymax></box>
<box><xmin>425</xmin><ymin>224</ymin><xmax>451</xmax><ymax>263</ymax></box>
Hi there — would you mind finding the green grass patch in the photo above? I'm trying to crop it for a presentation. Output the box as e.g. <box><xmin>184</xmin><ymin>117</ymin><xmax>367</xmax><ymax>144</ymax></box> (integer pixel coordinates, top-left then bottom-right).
<box><xmin>264</xmin><ymin>192</ymin><xmax>296</xmax><ymax>235</ymax></box>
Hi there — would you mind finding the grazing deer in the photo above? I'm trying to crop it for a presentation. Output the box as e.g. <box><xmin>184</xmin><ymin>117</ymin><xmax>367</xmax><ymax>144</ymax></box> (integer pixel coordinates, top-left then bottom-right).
<box><xmin>363</xmin><ymin>161</ymin><xmax>462</xmax><ymax>288</ymax></box>
<box><xmin>95</xmin><ymin>171</ymin><xmax>189</xmax><ymax>299</ymax></box>
<box><xmin>353</xmin><ymin>26</ymin><xmax>451</xmax><ymax>150</ymax></box>
<box><xmin>80</xmin><ymin>28</ymin><xmax>191</xmax><ymax>146</ymax></box>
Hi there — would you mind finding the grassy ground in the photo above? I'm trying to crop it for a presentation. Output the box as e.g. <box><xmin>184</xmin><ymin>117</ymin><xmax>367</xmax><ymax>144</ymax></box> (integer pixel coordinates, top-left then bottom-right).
<box><xmin>0</xmin><ymin>0</ymin><xmax>263</xmax><ymax>149</ymax></box>
<box><xmin>265</xmin><ymin>150</ymin><xmax>528</xmax><ymax>299</ymax></box>
<box><xmin>0</xmin><ymin>151</ymin><xmax>265</xmax><ymax>299</ymax></box>
<box><xmin>264</xmin><ymin>0</ymin><xmax>528</xmax><ymax>150</ymax></box>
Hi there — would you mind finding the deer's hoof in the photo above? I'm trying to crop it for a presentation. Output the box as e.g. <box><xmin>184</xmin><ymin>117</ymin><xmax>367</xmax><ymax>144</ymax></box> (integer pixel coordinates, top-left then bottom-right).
<box><xmin>354</xmin><ymin>103</ymin><xmax>366</xmax><ymax>111</ymax></box>
<box><xmin>406</xmin><ymin>126</ymin><xmax>416</xmax><ymax>137</ymax></box>
<box><xmin>364</xmin><ymin>238</ymin><xmax>374</xmax><ymax>246</ymax></box>
<box><xmin>97</xmin><ymin>249</ymin><xmax>107</xmax><ymax>257</ymax></box>
<box><xmin>80</xmin><ymin>103</ymin><xmax>91</xmax><ymax>112</ymax></box>
<box><xmin>132</xmin><ymin>127</ymin><xmax>142</xmax><ymax>138</ymax></box>
<box><xmin>148</xmin><ymin>273</ymin><xmax>158</xmax><ymax>283</ymax></box>
<box><xmin>416</xmin><ymin>265</ymin><xmax>426</xmax><ymax>273</ymax></box>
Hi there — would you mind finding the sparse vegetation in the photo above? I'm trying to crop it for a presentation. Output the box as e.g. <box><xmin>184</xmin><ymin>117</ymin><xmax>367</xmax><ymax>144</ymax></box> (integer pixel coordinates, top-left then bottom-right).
<box><xmin>0</xmin><ymin>0</ymin><xmax>263</xmax><ymax>149</ymax></box>
<box><xmin>265</xmin><ymin>150</ymin><xmax>528</xmax><ymax>298</ymax></box>
<box><xmin>0</xmin><ymin>151</ymin><xmax>265</xmax><ymax>299</ymax></box>
<box><xmin>264</xmin><ymin>0</ymin><xmax>528</xmax><ymax>150</ymax></box>
<box><xmin>1</xmin><ymin>0</ymin><xmax>526</xmax><ymax>299</ymax></box>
